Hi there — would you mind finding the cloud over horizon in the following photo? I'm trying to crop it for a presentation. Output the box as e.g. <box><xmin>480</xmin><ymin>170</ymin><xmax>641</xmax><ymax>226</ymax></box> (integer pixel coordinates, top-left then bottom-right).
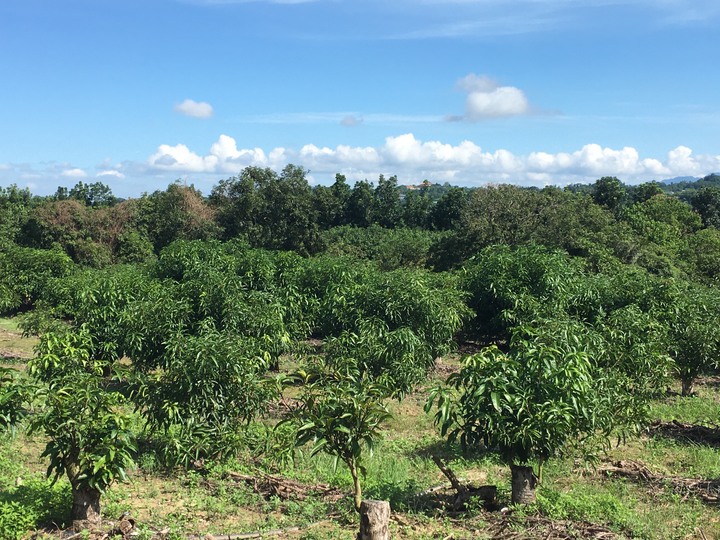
<box><xmin>2</xmin><ymin>135</ymin><xmax>718</xmax><ymax>198</ymax></box>
<box><xmin>146</xmin><ymin>133</ymin><xmax>720</xmax><ymax>186</ymax></box>
<box><xmin>174</xmin><ymin>99</ymin><xmax>214</xmax><ymax>119</ymax></box>
<box><xmin>60</xmin><ymin>168</ymin><xmax>88</xmax><ymax>178</ymax></box>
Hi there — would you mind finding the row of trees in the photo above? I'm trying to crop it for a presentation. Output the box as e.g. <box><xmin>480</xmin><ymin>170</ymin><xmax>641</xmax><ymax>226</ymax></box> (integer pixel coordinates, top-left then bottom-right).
<box><xmin>3</xmin><ymin>171</ymin><xmax>719</xmax><ymax>283</ymax></box>
<box><xmin>2</xmin><ymin>167</ymin><xmax>720</xmax><ymax>531</ymax></box>
<box><xmin>2</xmin><ymin>237</ymin><xmax>719</xmax><ymax>526</ymax></box>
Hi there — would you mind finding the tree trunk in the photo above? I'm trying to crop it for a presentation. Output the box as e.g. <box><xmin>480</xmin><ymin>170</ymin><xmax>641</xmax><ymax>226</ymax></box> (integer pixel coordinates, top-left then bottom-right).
<box><xmin>349</xmin><ymin>463</ymin><xmax>362</xmax><ymax>512</ymax></box>
<box><xmin>681</xmin><ymin>377</ymin><xmax>695</xmax><ymax>396</ymax></box>
<box><xmin>357</xmin><ymin>500</ymin><xmax>390</xmax><ymax>540</ymax></box>
<box><xmin>72</xmin><ymin>486</ymin><xmax>102</xmax><ymax>531</ymax></box>
<box><xmin>510</xmin><ymin>464</ymin><xmax>537</xmax><ymax>505</ymax></box>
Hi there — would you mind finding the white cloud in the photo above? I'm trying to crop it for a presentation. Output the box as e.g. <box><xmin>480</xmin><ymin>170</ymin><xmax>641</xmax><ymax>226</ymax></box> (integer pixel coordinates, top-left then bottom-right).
<box><xmin>61</xmin><ymin>168</ymin><xmax>88</xmax><ymax>178</ymax></box>
<box><xmin>341</xmin><ymin>115</ymin><xmax>363</xmax><ymax>127</ymax></box>
<box><xmin>97</xmin><ymin>170</ymin><xmax>126</xmax><ymax>179</ymax></box>
<box><xmin>148</xmin><ymin>135</ymin><xmax>277</xmax><ymax>173</ymax></box>
<box><xmin>451</xmin><ymin>74</ymin><xmax>532</xmax><ymax>121</ymax></box>
<box><xmin>174</xmin><ymin>99</ymin><xmax>214</xmax><ymax>119</ymax></box>
<box><xmin>145</xmin><ymin>133</ymin><xmax>720</xmax><ymax>186</ymax></box>
<box><xmin>526</xmin><ymin>144</ymin><xmax>673</xmax><ymax>178</ymax></box>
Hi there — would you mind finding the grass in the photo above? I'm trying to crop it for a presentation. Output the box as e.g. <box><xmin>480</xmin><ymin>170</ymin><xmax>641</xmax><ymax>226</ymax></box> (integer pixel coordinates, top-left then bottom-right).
<box><xmin>0</xmin><ymin>317</ymin><xmax>37</xmax><ymax>364</ymax></box>
<box><xmin>3</xmin><ymin>322</ymin><xmax>720</xmax><ymax>539</ymax></box>
<box><xmin>650</xmin><ymin>378</ymin><xmax>720</xmax><ymax>425</ymax></box>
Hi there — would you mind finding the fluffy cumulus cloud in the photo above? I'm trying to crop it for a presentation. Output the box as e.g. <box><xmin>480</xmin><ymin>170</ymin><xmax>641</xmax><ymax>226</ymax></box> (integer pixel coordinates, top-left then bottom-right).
<box><xmin>451</xmin><ymin>74</ymin><xmax>532</xmax><ymax>121</ymax></box>
<box><xmin>148</xmin><ymin>135</ymin><xmax>272</xmax><ymax>173</ymax></box>
<box><xmin>174</xmin><ymin>99</ymin><xmax>214</xmax><ymax>119</ymax></box>
<box><xmin>60</xmin><ymin>168</ymin><xmax>88</xmax><ymax>178</ymax></box>
<box><xmin>145</xmin><ymin>133</ymin><xmax>720</xmax><ymax>186</ymax></box>
<box><xmin>97</xmin><ymin>170</ymin><xmax>126</xmax><ymax>179</ymax></box>
<box><xmin>526</xmin><ymin>144</ymin><xmax>670</xmax><ymax>177</ymax></box>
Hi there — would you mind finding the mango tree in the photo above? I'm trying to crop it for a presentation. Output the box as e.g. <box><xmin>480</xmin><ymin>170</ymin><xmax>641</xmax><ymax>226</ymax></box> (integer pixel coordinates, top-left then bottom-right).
<box><xmin>133</xmin><ymin>324</ymin><xmax>278</xmax><ymax>466</ymax></box>
<box><xmin>284</xmin><ymin>264</ymin><xmax>469</xmax><ymax>510</ymax></box>
<box><xmin>283</xmin><ymin>366</ymin><xmax>391</xmax><ymax>512</ymax></box>
<box><xmin>594</xmin><ymin>305</ymin><xmax>672</xmax><ymax>406</ymax></box>
<box><xmin>427</xmin><ymin>322</ymin><xmax>617</xmax><ymax>504</ymax></box>
<box><xmin>0</xmin><ymin>367</ymin><xmax>30</xmax><ymax>430</ymax></box>
<box><xmin>460</xmin><ymin>244</ymin><xmax>583</xmax><ymax>344</ymax></box>
<box><xmin>28</xmin><ymin>327</ymin><xmax>135</xmax><ymax>530</ymax></box>
<box><xmin>663</xmin><ymin>285</ymin><xmax>720</xmax><ymax>396</ymax></box>
<box><xmin>0</xmin><ymin>245</ymin><xmax>75</xmax><ymax>315</ymax></box>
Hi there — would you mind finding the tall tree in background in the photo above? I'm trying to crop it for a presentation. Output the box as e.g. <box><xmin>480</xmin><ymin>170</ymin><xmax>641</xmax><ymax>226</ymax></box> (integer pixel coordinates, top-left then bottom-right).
<box><xmin>210</xmin><ymin>166</ymin><xmax>273</xmax><ymax>240</ymax></box>
<box><xmin>211</xmin><ymin>166</ymin><xmax>318</xmax><ymax>253</ymax></box>
<box><xmin>261</xmin><ymin>164</ymin><xmax>319</xmax><ymax>254</ymax></box>
<box><xmin>139</xmin><ymin>182</ymin><xmax>220</xmax><ymax>252</ymax></box>
<box><xmin>346</xmin><ymin>180</ymin><xmax>374</xmax><ymax>227</ymax></box>
<box><xmin>629</xmin><ymin>182</ymin><xmax>663</xmax><ymax>204</ymax></box>
<box><xmin>311</xmin><ymin>173</ymin><xmax>353</xmax><ymax>229</ymax></box>
<box><xmin>371</xmin><ymin>175</ymin><xmax>402</xmax><ymax>228</ymax></box>
<box><xmin>402</xmin><ymin>189</ymin><xmax>431</xmax><ymax>228</ymax></box>
<box><xmin>429</xmin><ymin>187</ymin><xmax>468</xmax><ymax>231</ymax></box>
<box><xmin>68</xmin><ymin>181</ymin><xmax>118</xmax><ymax>207</ymax></box>
<box><xmin>591</xmin><ymin>176</ymin><xmax>626</xmax><ymax>213</ymax></box>
<box><xmin>691</xmin><ymin>187</ymin><xmax>720</xmax><ymax>229</ymax></box>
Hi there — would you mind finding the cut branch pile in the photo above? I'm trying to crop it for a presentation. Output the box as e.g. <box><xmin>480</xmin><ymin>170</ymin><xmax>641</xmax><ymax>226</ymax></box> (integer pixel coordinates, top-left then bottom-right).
<box><xmin>599</xmin><ymin>459</ymin><xmax>720</xmax><ymax>504</ymax></box>
<box><xmin>649</xmin><ymin>420</ymin><xmax>720</xmax><ymax>446</ymax></box>
<box><xmin>486</xmin><ymin>514</ymin><xmax>621</xmax><ymax>539</ymax></box>
<box><xmin>222</xmin><ymin>471</ymin><xmax>345</xmax><ymax>502</ymax></box>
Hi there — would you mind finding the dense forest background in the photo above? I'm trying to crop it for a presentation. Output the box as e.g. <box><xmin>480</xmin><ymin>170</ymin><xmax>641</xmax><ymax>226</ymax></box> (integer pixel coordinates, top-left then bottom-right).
<box><xmin>2</xmin><ymin>168</ymin><xmax>720</xmax><ymax>281</ymax></box>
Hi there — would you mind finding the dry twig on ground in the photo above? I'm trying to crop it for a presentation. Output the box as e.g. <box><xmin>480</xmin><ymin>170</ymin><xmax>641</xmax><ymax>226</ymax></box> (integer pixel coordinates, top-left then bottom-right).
<box><xmin>222</xmin><ymin>470</ymin><xmax>345</xmax><ymax>502</ymax></box>
<box><xmin>599</xmin><ymin>459</ymin><xmax>720</xmax><ymax>505</ymax></box>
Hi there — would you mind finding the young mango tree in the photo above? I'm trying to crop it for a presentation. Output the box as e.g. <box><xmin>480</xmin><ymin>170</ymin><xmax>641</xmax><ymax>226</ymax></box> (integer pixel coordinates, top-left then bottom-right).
<box><xmin>459</xmin><ymin>244</ymin><xmax>584</xmax><ymax>344</ymax></box>
<box><xmin>594</xmin><ymin>304</ymin><xmax>673</xmax><ymax>406</ymax></box>
<box><xmin>427</xmin><ymin>322</ymin><xmax>616</xmax><ymax>504</ymax></box>
<box><xmin>28</xmin><ymin>327</ymin><xmax>135</xmax><ymax>530</ymax></box>
<box><xmin>0</xmin><ymin>366</ymin><xmax>30</xmax><ymax>430</ymax></box>
<box><xmin>663</xmin><ymin>286</ymin><xmax>720</xmax><ymax>396</ymax></box>
<box><xmin>283</xmin><ymin>366</ymin><xmax>391</xmax><ymax>512</ymax></box>
<box><xmin>133</xmin><ymin>323</ymin><xmax>278</xmax><ymax>466</ymax></box>
<box><xmin>284</xmin><ymin>309</ymin><xmax>466</xmax><ymax>512</ymax></box>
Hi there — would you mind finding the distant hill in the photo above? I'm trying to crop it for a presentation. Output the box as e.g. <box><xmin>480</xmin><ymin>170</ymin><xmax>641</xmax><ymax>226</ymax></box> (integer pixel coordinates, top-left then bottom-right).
<box><xmin>662</xmin><ymin>176</ymin><xmax>699</xmax><ymax>185</ymax></box>
<box><xmin>660</xmin><ymin>173</ymin><xmax>720</xmax><ymax>201</ymax></box>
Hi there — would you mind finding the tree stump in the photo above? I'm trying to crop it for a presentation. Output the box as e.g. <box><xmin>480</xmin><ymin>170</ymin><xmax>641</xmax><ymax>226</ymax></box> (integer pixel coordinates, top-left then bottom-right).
<box><xmin>358</xmin><ymin>499</ymin><xmax>390</xmax><ymax>540</ymax></box>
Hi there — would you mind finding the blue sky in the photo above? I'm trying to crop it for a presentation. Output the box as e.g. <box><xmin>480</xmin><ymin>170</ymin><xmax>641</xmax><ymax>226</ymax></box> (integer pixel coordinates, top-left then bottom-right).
<box><xmin>1</xmin><ymin>0</ymin><xmax>719</xmax><ymax>197</ymax></box>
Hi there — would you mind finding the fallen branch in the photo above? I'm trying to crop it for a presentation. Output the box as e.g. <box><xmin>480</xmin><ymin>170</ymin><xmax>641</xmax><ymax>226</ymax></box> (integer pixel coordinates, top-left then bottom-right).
<box><xmin>223</xmin><ymin>471</ymin><xmax>344</xmax><ymax>502</ymax></box>
<box><xmin>432</xmin><ymin>456</ymin><xmax>468</xmax><ymax>497</ymax></box>
<box><xmin>486</xmin><ymin>513</ymin><xmax>621</xmax><ymax>539</ymax></box>
<box><xmin>188</xmin><ymin>526</ymin><xmax>301</xmax><ymax>540</ymax></box>
<box><xmin>431</xmin><ymin>456</ymin><xmax>497</xmax><ymax>510</ymax></box>
<box><xmin>649</xmin><ymin>420</ymin><xmax>720</xmax><ymax>447</ymax></box>
<box><xmin>599</xmin><ymin>459</ymin><xmax>720</xmax><ymax>505</ymax></box>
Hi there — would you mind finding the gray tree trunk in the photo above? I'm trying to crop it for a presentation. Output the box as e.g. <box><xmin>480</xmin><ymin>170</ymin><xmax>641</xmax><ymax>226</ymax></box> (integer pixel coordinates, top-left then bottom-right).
<box><xmin>681</xmin><ymin>377</ymin><xmax>695</xmax><ymax>396</ymax></box>
<box><xmin>357</xmin><ymin>499</ymin><xmax>390</xmax><ymax>540</ymax></box>
<box><xmin>510</xmin><ymin>464</ymin><xmax>537</xmax><ymax>505</ymax></box>
<box><xmin>72</xmin><ymin>486</ymin><xmax>102</xmax><ymax>531</ymax></box>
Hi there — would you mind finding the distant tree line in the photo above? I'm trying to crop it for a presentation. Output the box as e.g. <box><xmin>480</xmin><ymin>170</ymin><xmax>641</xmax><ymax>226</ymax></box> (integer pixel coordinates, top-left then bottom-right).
<box><xmin>4</xmin><ymin>169</ymin><xmax>719</xmax><ymax>283</ymax></box>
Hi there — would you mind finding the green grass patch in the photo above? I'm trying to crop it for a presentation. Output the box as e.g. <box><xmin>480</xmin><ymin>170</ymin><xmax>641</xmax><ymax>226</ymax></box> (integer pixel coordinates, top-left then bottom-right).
<box><xmin>650</xmin><ymin>393</ymin><xmax>720</xmax><ymax>425</ymax></box>
<box><xmin>0</xmin><ymin>317</ymin><xmax>37</xmax><ymax>362</ymax></box>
